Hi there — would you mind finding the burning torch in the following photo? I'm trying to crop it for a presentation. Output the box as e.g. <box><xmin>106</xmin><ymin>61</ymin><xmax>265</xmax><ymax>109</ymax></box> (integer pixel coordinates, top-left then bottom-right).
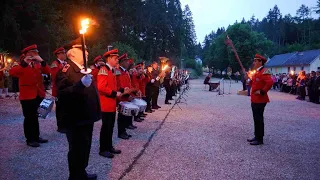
<box><xmin>79</xmin><ymin>18</ymin><xmax>91</xmax><ymax>74</ymax></box>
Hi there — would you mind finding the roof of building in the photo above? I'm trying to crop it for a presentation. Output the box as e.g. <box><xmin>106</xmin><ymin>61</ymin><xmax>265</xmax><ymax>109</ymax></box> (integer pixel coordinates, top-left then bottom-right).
<box><xmin>265</xmin><ymin>49</ymin><xmax>320</xmax><ymax>67</ymax></box>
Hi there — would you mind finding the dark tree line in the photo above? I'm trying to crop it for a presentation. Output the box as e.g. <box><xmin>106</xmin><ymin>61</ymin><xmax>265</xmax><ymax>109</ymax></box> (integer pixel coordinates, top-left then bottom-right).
<box><xmin>201</xmin><ymin>2</ymin><xmax>320</xmax><ymax>73</ymax></box>
<box><xmin>0</xmin><ymin>0</ymin><xmax>198</xmax><ymax>66</ymax></box>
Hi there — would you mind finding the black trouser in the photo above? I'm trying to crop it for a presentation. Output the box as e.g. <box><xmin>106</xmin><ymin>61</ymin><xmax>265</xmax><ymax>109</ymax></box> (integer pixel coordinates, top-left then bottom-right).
<box><xmin>100</xmin><ymin>112</ymin><xmax>116</xmax><ymax>152</ymax></box>
<box><xmin>314</xmin><ymin>89</ymin><xmax>320</xmax><ymax>103</ymax></box>
<box><xmin>151</xmin><ymin>86</ymin><xmax>159</xmax><ymax>107</ymax></box>
<box><xmin>251</xmin><ymin>103</ymin><xmax>267</xmax><ymax>141</ymax></box>
<box><xmin>165</xmin><ymin>85</ymin><xmax>171</xmax><ymax>102</ymax></box>
<box><xmin>299</xmin><ymin>86</ymin><xmax>306</xmax><ymax>99</ymax></box>
<box><xmin>117</xmin><ymin>113</ymin><xmax>129</xmax><ymax>136</ymax></box>
<box><xmin>145</xmin><ymin>85</ymin><xmax>152</xmax><ymax>110</ymax></box>
<box><xmin>308</xmin><ymin>88</ymin><xmax>314</xmax><ymax>102</ymax></box>
<box><xmin>55</xmin><ymin>100</ymin><xmax>65</xmax><ymax>130</ymax></box>
<box><xmin>66</xmin><ymin>124</ymin><xmax>93</xmax><ymax>180</ymax></box>
<box><xmin>20</xmin><ymin>96</ymin><xmax>43</xmax><ymax>142</ymax></box>
<box><xmin>242</xmin><ymin>80</ymin><xmax>246</xmax><ymax>91</ymax></box>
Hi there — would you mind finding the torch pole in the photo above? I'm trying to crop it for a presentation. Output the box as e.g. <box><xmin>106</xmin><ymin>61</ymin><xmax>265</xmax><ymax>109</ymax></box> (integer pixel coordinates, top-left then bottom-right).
<box><xmin>80</xmin><ymin>33</ymin><xmax>87</xmax><ymax>71</ymax></box>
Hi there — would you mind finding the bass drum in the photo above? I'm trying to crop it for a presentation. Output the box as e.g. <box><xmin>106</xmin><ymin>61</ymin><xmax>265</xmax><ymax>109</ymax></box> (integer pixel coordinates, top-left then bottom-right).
<box><xmin>131</xmin><ymin>98</ymin><xmax>147</xmax><ymax>112</ymax></box>
<box><xmin>118</xmin><ymin>102</ymin><xmax>140</xmax><ymax>116</ymax></box>
<box><xmin>38</xmin><ymin>98</ymin><xmax>54</xmax><ymax>119</ymax></box>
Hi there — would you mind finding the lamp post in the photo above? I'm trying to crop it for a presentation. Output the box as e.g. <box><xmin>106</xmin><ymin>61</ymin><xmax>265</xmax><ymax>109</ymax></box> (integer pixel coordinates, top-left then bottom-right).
<box><xmin>80</xmin><ymin>18</ymin><xmax>91</xmax><ymax>74</ymax></box>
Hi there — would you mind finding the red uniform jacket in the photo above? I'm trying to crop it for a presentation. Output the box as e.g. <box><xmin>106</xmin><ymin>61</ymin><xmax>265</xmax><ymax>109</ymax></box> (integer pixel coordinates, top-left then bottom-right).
<box><xmin>97</xmin><ymin>65</ymin><xmax>118</xmax><ymax>112</ymax></box>
<box><xmin>131</xmin><ymin>71</ymin><xmax>140</xmax><ymax>89</ymax></box>
<box><xmin>50</xmin><ymin>60</ymin><xmax>65</xmax><ymax>97</ymax></box>
<box><xmin>139</xmin><ymin>74</ymin><xmax>146</xmax><ymax>96</ymax></box>
<box><xmin>91</xmin><ymin>65</ymin><xmax>99</xmax><ymax>87</ymax></box>
<box><xmin>116</xmin><ymin>67</ymin><xmax>132</xmax><ymax>102</ymax></box>
<box><xmin>250</xmin><ymin>67</ymin><xmax>273</xmax><ymax>103</ymax></box>
<box><xmin>0</xmin><ymin>71</ymin><xmax>4</xmax><ymax>81</ymax></box>
<box><xmin>9</xmin><ymin>61</ymin><xmax>51</xmax><ymax>100</ymax></box>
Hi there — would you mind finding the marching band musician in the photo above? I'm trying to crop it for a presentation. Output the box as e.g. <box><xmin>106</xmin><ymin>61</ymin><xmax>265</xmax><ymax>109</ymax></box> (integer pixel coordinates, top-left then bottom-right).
<box><xmin>56</xmin><ymin>39</ymin><xmax>100</xmax><ymax>180</ymax></box>
<box><xmin>136</xmin><ymin>62</ymin><xmax>148</xmax><ymax>118</ymax></box>
<box><xmin>116</xmin><ymin>53</ymin><xmax>136</xmax><ymax>139</ymax></box>
<box><xmin>144</xmin><ymin>65</ymin><xmax>154</xmax><ymax>113</ymax></box>
<box><xmin>91</xmin><ymin>55</ymin><xmax>104</xmax><ymax>86</ymax></box>
<box><xmin>163</xmin><ymin>60</ymin><xmax>173</xmax><ymax>105</ymax></box>
<box><xmin>9</xmin><ymin>44</ymin><xmax>51</xmax><ymax>147</ymax></box>
<box><xmin>129</xmin><ymin>64</ymin><xmax>144</xmax><ymax>122</ymax></box>
<box><xmin>246</xmin><ymin>54</ymin><xmax>273</xmax><ymax>146</ymax></box>
<box><xmin>50</xmin><ymin>47</ymin><xmax>67</xmax><ymax>133</ymax></box>
<box><xmin>97</xmin><ymin>49</ymin><xmax>122</xmax><ymax>158</ymax></box>
<box><xmin>150</xmin><ymin>61</ymin><xmax>161</xmax><ymax>109</ymax></box>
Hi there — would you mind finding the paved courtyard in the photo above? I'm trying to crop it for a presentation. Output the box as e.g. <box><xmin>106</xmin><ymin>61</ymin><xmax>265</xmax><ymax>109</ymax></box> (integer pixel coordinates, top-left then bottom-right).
<box><xmin>1</xmin><ymin>77</ymin><xmax>320</xmax><ymax>180</ymax></box>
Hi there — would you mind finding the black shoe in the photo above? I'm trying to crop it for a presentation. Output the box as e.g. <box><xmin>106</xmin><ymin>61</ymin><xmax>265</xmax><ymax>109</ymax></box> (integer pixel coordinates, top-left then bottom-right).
<box><xmin>125</xmin><ymin>132</ymin><xmax>132</xmax><ymax>138</ymax></box>
<box><xmin>142</xmin><ymin>113</ymin><xmax>147</xmax><ymax>116</ymax></box>
<box><xmin>27</xmin><ymin>141</ymin><xmax>40</xmax><ymax>147</ymax></box>
<box><xmin>99</xmin><ymin>151</ymin><xmax>114</xmax><ymax>158</ymax></box>
<box><xmin>247</xmin><ymin>137</ymin><xmax>257</xmax><ymax>142</ymax></box>
<box><xmin>127</xmin><ymin>125</ymin><xmax>137</xmax><ymax>129</ymax></box>
<box><xmin>156</xmin><ymin>105</ymin><xmax>161</xmax><ymax>108</ymax></box>
<box><xmin>57</xmin><ymin>128</ymin><xmax>67</xmax><ymax>134</ymax></box>
<box><xmin>145</xmin><ymin>109</ymin><xmax>153</xmax><ymax>113</ymax></box>
<box><xmin>169</xmin><ymin>98</ymin><xmax>174</xmax><ymax>100</ymax></box>
<box><xmin>87</xmin><ymin>173</ymin><xmax>97</xmax><ymax>180</ymax></box>
<box><xmin>118</xmin><ymin>133</ymin><xmax>130</xmax><ymax>139</ymax></box>
<box><xmin>152</xmin><ymin>106</ymin><xmax>159</xmax><ymax>109</ymax></box>
<box><xmin>109</xmin><ymin>147</ymin><xmax>121</xmax><ymax>154</ymax></box>
<box><xmin>134</xmin><ymin>117</ymin><xmax>143</xmax><ymax>122</ymax></box>
<box><xmin>165</xmin><ymin>102</ymin><xmax>171</xmax><ymax>104</ymax></box>
<box><xmin>37</xmin><ymin>137</ymin><xmax>48</xmax><ymax>143</ymax></box>
<box><xmin>250</xmin><ymin>140</ymin><xmax>263</xmax><ymax>145</ymax></box>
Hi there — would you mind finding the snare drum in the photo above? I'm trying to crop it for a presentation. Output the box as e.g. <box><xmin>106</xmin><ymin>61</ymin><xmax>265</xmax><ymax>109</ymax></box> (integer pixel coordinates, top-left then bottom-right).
<box><xmin>131</xmin><ymin>98</ymin><xmax>147</xmax><ymax>112</ymax></box>
<box><xmin>118</xmin><ymin>102</ymin><xmax>139</xmax><ymax>116</ymax></box>
<box><xmin>38</xmin><ymin>98</ymin><xmax>54</xmax><ymax>119</ymax></box>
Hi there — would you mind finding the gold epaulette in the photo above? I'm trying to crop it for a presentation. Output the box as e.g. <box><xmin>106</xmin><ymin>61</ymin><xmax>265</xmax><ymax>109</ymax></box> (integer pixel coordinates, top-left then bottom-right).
<box><xmin>98</xmin><ymin>68</ymin><xmax>108</xmax><ymax>75</ymax></box>
<box><xmin>50</xmin><ymin>63</ymin><xmax>58</xmax><ymax>68</ymax></box>
<box><xmin>114</xmin><ymin>69</ymin><xmax>121</xmax><ymax>76</ymax></box>
<box><xmin>263</xmin><ymin>69</ymin><xmax>271</xmax><ymax>75</ymax></box>
<box><xmin>12</xmin><ymin>62</ymin><xmax>19</xmax><ymax>67</ymax></box>
<box><xmin>62</xmin><ymin>64</ymin><xmax>70</xmax><ymax>73</ymax></box>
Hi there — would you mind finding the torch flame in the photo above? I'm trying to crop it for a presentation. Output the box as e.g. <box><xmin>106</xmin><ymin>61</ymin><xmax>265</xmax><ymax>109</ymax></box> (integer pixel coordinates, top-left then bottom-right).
<box><xmin>162</xmin><ymin>65</ymin><xmax>168</xmax><ymax>71</ymax></box>
<box><xmin>7</xmin><ymin>59</ymin><xmax>12</xmax><ymax>63</ymax></box>
<box><xmin>290</xmin><ymin>70</ymin><xmax>294</xmax><ymax>75</ymax></box>
<box><xmin>80</xmin><ymin>18</ymin><xmax>90</xmax><ymax>34</ymax></box>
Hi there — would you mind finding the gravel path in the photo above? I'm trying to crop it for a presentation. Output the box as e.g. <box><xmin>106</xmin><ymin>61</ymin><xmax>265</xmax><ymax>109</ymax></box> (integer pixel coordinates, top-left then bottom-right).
<box><xmin>1</xmin><ymin>78</ymin><xmax>319</xmax><ymax>180</ymax></box>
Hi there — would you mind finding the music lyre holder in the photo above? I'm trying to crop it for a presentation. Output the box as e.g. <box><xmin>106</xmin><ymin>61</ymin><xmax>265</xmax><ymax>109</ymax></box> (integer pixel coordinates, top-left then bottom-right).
<box><xmin>226</xmin><ymin>76</ymin><xmax>232</xmax><ymax>95</ymax></box>
<box><xmin>173</xmin><ymin>80</ymin><xmax>189</xmax><ymax>110</ymax></box>
<box><xmin>217</xmin><ymin>78</ymin><xmax>224</xmax><ymax>96</ymax></box>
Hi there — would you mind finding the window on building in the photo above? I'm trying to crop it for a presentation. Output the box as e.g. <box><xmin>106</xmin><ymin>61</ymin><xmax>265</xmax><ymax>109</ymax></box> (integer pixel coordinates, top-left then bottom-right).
<box><xmin>288</xmin><ymin>67</ymin><xmax>290</xmax><ymax>72</ymax></box>
<box><xmin>301</xmin><ymin>66</ymin><xmax>304</xmax><ymax>70</ymax></box>
<box><xmin>293</xmin><ymin>67</ymin><xmax>296</xmax><ymax>71</ymax></box>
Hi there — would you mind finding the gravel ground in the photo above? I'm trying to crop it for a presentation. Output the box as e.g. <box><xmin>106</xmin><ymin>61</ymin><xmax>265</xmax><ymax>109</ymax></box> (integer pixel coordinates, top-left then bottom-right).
<box><xmin>0</xmin><ymin>78</ymin><xmax>320</xmax><ymax>180</ymax></box>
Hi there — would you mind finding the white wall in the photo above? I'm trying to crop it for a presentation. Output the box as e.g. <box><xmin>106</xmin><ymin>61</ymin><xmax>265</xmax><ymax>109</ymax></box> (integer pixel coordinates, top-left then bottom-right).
<box><xmin>310</xmin><ymin>56</ymin><xmax>320</xmax><ymax>72</ymax></box>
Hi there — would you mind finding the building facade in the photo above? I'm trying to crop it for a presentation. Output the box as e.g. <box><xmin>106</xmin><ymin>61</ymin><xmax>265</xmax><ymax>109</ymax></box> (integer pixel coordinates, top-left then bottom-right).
<box><xmin>266</xmin><ymin>50</ymin><xmax>320</xmax><ymax>74</ymax></box>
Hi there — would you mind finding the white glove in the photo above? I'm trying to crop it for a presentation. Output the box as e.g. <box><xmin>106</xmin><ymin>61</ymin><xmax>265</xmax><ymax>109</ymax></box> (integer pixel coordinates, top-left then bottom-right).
<box><xmin>156</xmin><ymin>77</ymin><xmax>160</xmax><ymax>81</ymax></box>
<box><xmin>116</xmin><ymin>92</ymin><xmax>121</xmax><ymax>97</ymax></box>
<box><xmin>81</xmin><ymin>74</ymin><xmax>93</xmax><ymax>87</ymax></box>
<box><xmin>151</xmin><ymin>79</ymin><xmax>155</xmax><ymax>83</ymax></box>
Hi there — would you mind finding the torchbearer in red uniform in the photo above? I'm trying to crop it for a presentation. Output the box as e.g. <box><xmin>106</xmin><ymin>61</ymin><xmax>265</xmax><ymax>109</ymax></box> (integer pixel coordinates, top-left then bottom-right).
<box><xmin>116</xmin><ymin>53</ymin><xmax>137</xmax><ymax>139</ymax></box>
<box><xmin>91</xmin><ymin>55</ymin><xmax>104</xmax><ymax>86</ymax></box>
<box><xmin>9</xmin><ymin>44</ymin><xmax>51</xmax><ymax>147</ymax></box>
<box><xmin>246</xmin><ymin>54</ymin><xmax>273</xmax><ymax>145</ymax></box>
<box><xmin>51</xmin><ymin>47</ymin><xmax>67</xmax><ymax>133</ymax></box>
<box><xmin>97</xmin><ymin>49</ymin><xmax>122</xmax><ymax>158</ymax></box>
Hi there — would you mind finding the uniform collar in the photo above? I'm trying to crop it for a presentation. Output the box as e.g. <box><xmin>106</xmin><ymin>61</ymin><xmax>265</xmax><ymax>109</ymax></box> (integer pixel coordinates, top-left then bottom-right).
<box><xmin>257</xmin><ymin>66</ymin><xmax>264</xmax><ymax>71</ymax></box>
<box><xmin>70</xmin><ymin>60</ymin><xmax>84</xmax><ymax>72</ymax></box>
<box><xmin>120</xmin><ymin>66</ymin><xmax>126</xmax><ymax>72</ymax></box>
<box><xmin>57</xmin><ymin>59</ymin><xmax>65</xmax><ymax>64</ymax></box>
<box><xmin>105</xmin><ymin>63</ymin><xmax>113</xmax><ymax>70</ymax></box>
